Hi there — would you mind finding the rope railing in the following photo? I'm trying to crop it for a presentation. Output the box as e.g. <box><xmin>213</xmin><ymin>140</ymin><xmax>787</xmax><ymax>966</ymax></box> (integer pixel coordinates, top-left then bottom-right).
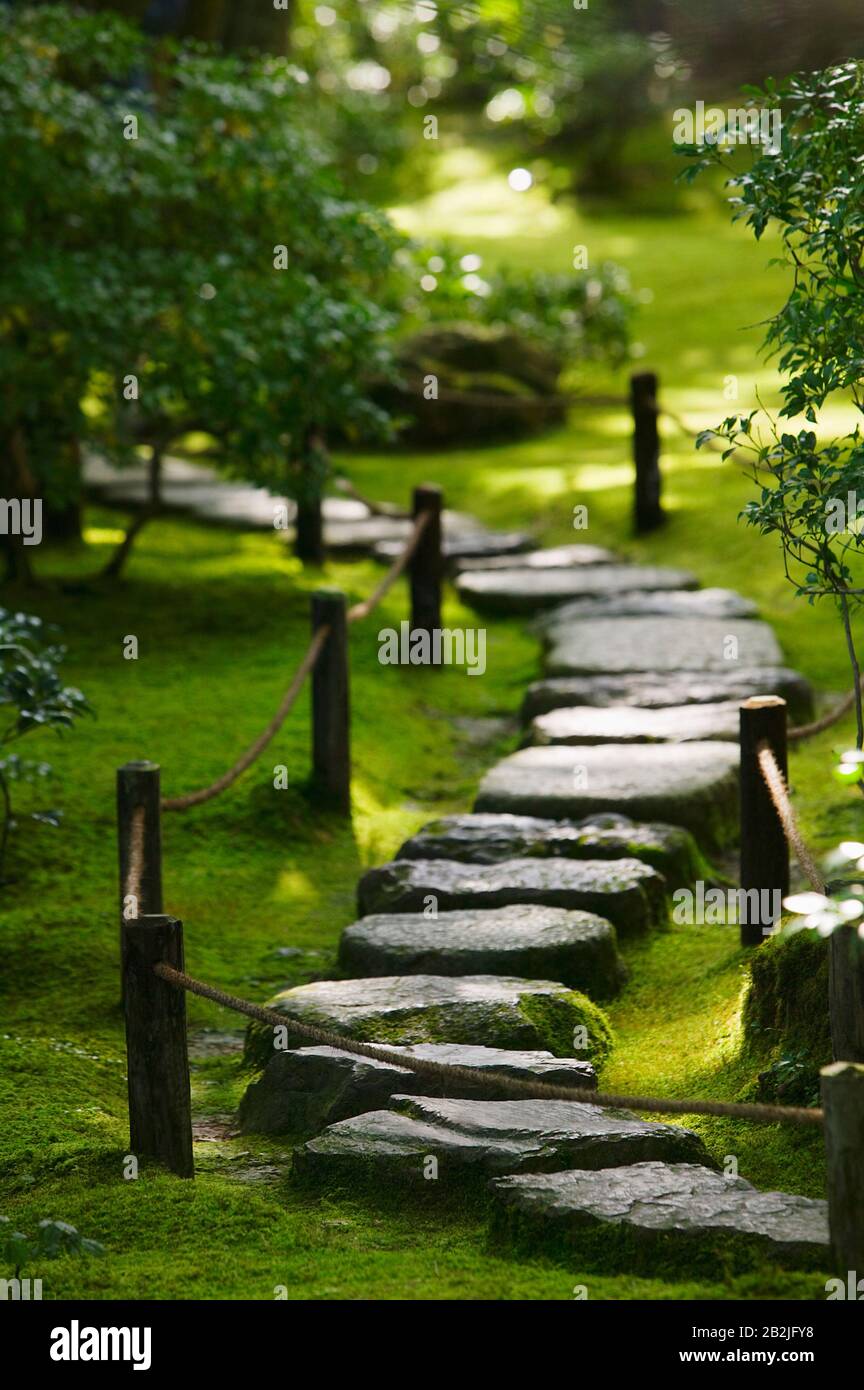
<box><xmin>158</xmin><ymin>501</ymin><xmax>435</xmax><ymax>814</ymax></box>
<box><xmin>757</xmin><ymin>742</ymin><xmax>827</xmax><ymax>894</ymax></box>
<box><xmin>153</xmin><ymin>960</ymin><xmax>823</xmax><ymax>1127</ymax></box>
<box><xmin>346</xmin><ymin>508</ymin><xmax>429</xmax><ymax>623</ymax></box>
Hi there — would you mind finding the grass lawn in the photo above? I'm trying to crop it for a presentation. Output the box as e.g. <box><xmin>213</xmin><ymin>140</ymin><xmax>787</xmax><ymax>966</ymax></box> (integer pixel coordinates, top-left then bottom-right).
<box><xmin>0</xmin><ymin>159</ymin><xmax>857</xmax><ymax>1300</ymax></box>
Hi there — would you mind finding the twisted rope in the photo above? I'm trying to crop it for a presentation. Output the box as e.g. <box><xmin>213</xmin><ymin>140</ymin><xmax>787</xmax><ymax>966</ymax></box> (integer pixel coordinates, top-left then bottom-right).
<box><xmin>346</xmin><ymin>509</ymin><xmax>429</xmax><ymax>623</ymax></box>
<box><xmin>159</xmin><ymin>509</ymin><xmax>430</xmax><ymax>812</ymax></box>
<box><xmin>757</xmin><ymin>743</ymin><xmax>827</xmax><ymax>894</ymax></box>
<box><xmin>153</xmin><ymin>963</ymin><xmax>823</xmax><ymax>1127</ymax></box>
<box><xmin>124</xmin><ymin>805</ymin><xmax>146</xmax><ymax>905</ymax></box>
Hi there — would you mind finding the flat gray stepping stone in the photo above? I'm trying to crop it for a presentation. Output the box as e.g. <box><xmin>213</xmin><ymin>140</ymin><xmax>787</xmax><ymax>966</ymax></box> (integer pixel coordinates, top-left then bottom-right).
<box><xmin>239</xmin><ymin>1042</ymin><xmax>596</xmax><ymax>1134</ymax></box>
<box><xmin>244</xmin><ymin>974</ymin><xmax>612</xmax><ymax>1070</ymax></box>
<box><xmin>547</xmin><ymin>616</ymin><xmax>782</xmax><ymax>676</ymax></box>
<box><xmin>396</xmin><ymin>812</ymin><xmax>702</xmax><ymax>888</ymax></box>
<box><xmin>373</xmin><ymin>531</ymin><xmax>533</xmax><ymax>565</ymax></box>
<box><xmin>456</xmin><ymin>564</ymin><xmax>698</xmax><ymax>614</ymax></box>
<box><xmin>326</xmin><ymin>508</ymin><xmax>483</xmax><ymax>553</ymax></box>
<box><xmin>476</xmin><ymin>743</ymin><xmax>739</xmax><ymax>851</ymax></box>
<box><xmin>339</xmin><ymin>905</ymin><xmax>623</xmax><ymax>997</ymax></box>
<box><xmin>455</xmin><ymin>544</ymin><xmax>616</xmax><ymax>573</ymax></box>
<box><xmin>293</xmin><ymin>1095</ymin><xmax>710</xmax><ymax>1187</ymax></box>
<box><xmin>490</xmin><ymin>1162</ymin><xmax>829</xmax><ymax>1271</ymax></box>
<box><xmin>536</xmin><ymin>587</ymin><xmax>757</xmax><ymax>630</ymax></box>
<box><xmin>530</xmin><ymin>702</ymin><xmax>741</xmax><ymax>746</ymax></box>
<box><xmin>357</xmin><ymin>857</ymin><xmax>665</xmax><ymax>937</ymax></box>
<box><xmin>521</xmin><ymin>669</ymin><xmax>814</xmax><ymax>723</ymax></box>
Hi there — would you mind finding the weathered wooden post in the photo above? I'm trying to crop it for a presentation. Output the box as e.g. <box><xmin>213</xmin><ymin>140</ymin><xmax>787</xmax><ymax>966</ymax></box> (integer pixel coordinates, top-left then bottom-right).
<box><xmin>410</xmin><ymin>483</ymin><xmax>443</xmax><ymax>637</ymax></box>
<box><xmin>821</xmin><ymin>1062</ymin><xmax>864</xmax><ymax>1276</ymax></box>
<box><xmin>630</xmin><ymin>370</ymin><xmax>664</xmax><ymax>534</ymax></box>
<box><xmin>738</xmin><ymin>697</ymin><xmax>790</xmax><ymax>947</ymax></box>
<box><xmin>122</xmin><ymin>914</ymin><xmax>194</xmax><ymax>1179</ymax></box>
<box><xmin>829</xmin><ymin>925</ymin><xmax>864</xmax><ymax>1063</ymax></box>
<box><xmin>311</xmin><ymin>590</ymin><xmax>351</xmax><ymax>815</ymax></box>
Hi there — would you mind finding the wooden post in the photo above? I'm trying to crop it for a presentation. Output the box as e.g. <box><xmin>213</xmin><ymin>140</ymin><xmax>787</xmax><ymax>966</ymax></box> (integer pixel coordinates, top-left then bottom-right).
<box><xmin>311</xmin><ymin>590</ymin><xmax>351</xmax><ymax>814</ymax></box>
<box><xmin>122</xmin><ymin>914</ymin><xmax>193</xmax><ymax>1179</ymax></box>
<box><xmin>630</xmin><ymin>370</ymin><xmax>664</xmax><ymax>534</ymax></box>
<box><xmin>738</xmin><ymin>697</ymin><xmax>789</xmax><ymax>947</ymax></box>
<box><xmin>410</xmin><ymin>483</ymin><xmax>443</xmax><ymax>637</ymax></box>
<box><xmin>117</xmin><ymin>761</ymin><xmax>163</xmax><ymax>1001</ymax></box>
<box><xmin>821</xmin><ymin>1061</ymin><xmax>864</xmax><ymax>1276</ymax></box>
<box><xmin>829</xmin><ymin>926</ymin><xmax>864</xmax><ymax>1063</ymax></box>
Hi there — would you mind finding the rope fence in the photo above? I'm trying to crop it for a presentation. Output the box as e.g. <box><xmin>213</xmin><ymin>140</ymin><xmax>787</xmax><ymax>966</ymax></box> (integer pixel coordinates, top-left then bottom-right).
<box><xmin>111</xmin><ymin>423</ymin><xmax>864</xmax><ymax>1271</ymax></box>
<box><xmin>153</xmin><ymin>489</ymin><xmax>440</xmax><ymax>815</ymax></box>
<box><xmin>152</xmin><ymin>959</ymin><xmax>823</xmax><ymax>1127</ymax></box>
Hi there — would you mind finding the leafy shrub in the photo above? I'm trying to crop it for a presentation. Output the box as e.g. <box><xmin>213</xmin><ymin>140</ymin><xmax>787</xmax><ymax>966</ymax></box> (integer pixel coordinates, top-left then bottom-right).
<box><xmin>0</xmin><ymin>1216</ymin><xmax>104</xmax><ymax>1278</ymax></box>
<box><xmin>683</xmin><ymin>65</ymin><xmax>864</xmax><ymax>750</ymax></box>
<box><xmin>0</xmin><ymin>609</ymin><xmax>90</xmax><ymax>877</ymax></box>
<box><xmin>403</xmin><ymin>243</ymin><xmax>637</xmax><ymax>370</ymax></box>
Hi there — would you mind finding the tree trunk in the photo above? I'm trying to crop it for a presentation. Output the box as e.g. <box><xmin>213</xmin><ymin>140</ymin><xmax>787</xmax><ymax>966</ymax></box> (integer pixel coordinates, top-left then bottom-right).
<box><xmin>294</xmin><ymin>494</ymin><xmax>325</xmax><ymax>565</ymax></box>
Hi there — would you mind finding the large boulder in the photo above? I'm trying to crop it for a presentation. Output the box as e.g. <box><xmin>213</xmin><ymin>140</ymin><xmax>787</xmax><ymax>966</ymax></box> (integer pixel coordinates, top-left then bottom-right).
<box><xmin>395</xmin><ymin>811</ymin><xmax>703</xmax><ymax>888</ymax></box>
<box><xmin>529</xmin><ymin>702</ymin><xmax>742</xmax><ymax>745</ymax></box>
<box><xmin>243</xmin><ymin>973</ymin><xmax>614</xmax><ymax>1071</ymax></box>
<box><xmin>476</xmin><ymin>743</ymin><xmax>740</xmax><ymax>852</ymax></box>
<box><xmin>457</xmin><ymin>564</ymin><xmax>698</xmax><ymax>615</ymax></box>
<box><xmin>521</xmin><ymin>669</ymin><xmax>814</xmax><ymax>723</ymax></box>
<box><xmin>546</xmin><ymin>616</ymin><xmax>783</xmax><ymax>676</ymax></box>
<box><xmin>372</xmin><ymin>323</ymin><xmax>568</xmax><ymax>445</ymax></box>
<box><xmin>338</xmin><ymin>905</ymin><xmax>624</xmax><ymax>997</ymax></box>
<box><xmin>489</xmin><ymin>1162</ymin><xmax>829</xmax><ymax>1273</ymax></box>
<box><xmin>356</xmin><ymin>856</ymin><xmax>667</xmax><ymax>937</ymax></box>
<box><xmin>293</xmin><ymin>1095</ymin><xmax>710</xmax><ymax>1188</ymax></box>
<box><xmin>238</xmin><ymin>1042</ymin><xmax>597</xmax><ymax>1135</ymax></box>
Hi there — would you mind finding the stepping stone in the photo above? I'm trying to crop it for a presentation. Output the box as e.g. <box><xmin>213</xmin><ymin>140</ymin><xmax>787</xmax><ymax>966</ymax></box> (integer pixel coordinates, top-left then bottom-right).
<box><xmin>356</xmin><ymin>857</ymin><xmax>666</xmax><ymax>936</ymax></box>
<box><xmin>456</xmin><ymin>564</ymin><xmax>698</xmax><ymax>614</ymax></box>
<box><xmin>396</xmin><ymin>812</ymin><xmax>702</xmax><ymax>888</ymax></box>
<box><xmin>292</xmin><ymin>1095</ymin><xmax>711</xmax><ymax>1187</ymax></box>
<box><xmin>476</xmin><ymin>743</ymin><xmax>739</xmax><ymax>851</ymax></box>
<box><xmin>327</xmin><ymin>510</ymin><xmax>490</xmax><ymax>554</ymax></box>
<box><xmin>338</xmin><ymin>905</ymin><xmax>623</xmax><ymax>997</ymax></box>
<box><xmin>521</xmin><ymin>669</ymin><xmax>814</xmax><ymax>723</ymax></box>
<box><xmin>455</xmin><ymin>544</ymin><xmax>617</xmax><ymax>573</ymax></box>
<box><xmin>239</xmin><ymin>1042</ymin><xmax>597</xmax><ymax>1135</ymax></box>
<box><xmin>535</xmin><ymin>587</ymin><xmax>758</xmax><ymax>630</ymax></box>
<box><xmin>547</xmin><ymin>616</ymin><xmax>783</xmax><ymax>676</ymax></box>
<box><xmin>529</xmin><ymin>701</ymin><xmax>741</xmax><ymax>745</ymax></box>
<box><xmin>243</xmin><ymin>974</ymin><xmax>613</xmax><ymax>1070</ymax></box>
<box><xmin>373</xmin><ymin>531</ymin><xmax>533</xmax><ymax>566</ymax></box>
<box><xmin>489</xmin><ymin>1162</ymin><xmax>830</xmax><ymax>1272</ymax></box>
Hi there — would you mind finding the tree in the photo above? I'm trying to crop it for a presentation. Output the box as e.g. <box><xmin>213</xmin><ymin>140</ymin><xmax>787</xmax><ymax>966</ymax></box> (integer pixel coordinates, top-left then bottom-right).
<box><xmin>683</xmin><ymin>65</ymin><xmax>864</xmax><ymax>755</ymax></box>
<box><xmin>0</xmin><ymin>5</ymin><xmax>401</xmax><ymax>575</ymax></box>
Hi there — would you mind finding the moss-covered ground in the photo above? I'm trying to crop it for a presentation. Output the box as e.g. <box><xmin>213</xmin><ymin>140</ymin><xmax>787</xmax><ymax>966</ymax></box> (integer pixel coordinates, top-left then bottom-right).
<box><xmin>0</xmin><ymin>153</ymin><xmax>856</xmax><ymax>1300</ymax></box>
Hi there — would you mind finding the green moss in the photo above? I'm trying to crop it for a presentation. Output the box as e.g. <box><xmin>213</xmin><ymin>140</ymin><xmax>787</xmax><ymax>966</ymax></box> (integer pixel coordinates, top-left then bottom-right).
<box><xmin>740</xmin><ymin>931</ymin><xmax>831</xmax><ymax>1105</ymax></box>
<box><xmin>518</xmin><ymin>989</ymin><xmax>614</xmax><ymax>1066</ymax></box>
<box><xmin>488</xmin><ymin>1201</ymin><xmax>832</xmax><ymax>1281</ymax></box>
<box><xmin>1</xmin><ymin>171</ymin><xmax>854</xmax><ymax>1299</ymax></box>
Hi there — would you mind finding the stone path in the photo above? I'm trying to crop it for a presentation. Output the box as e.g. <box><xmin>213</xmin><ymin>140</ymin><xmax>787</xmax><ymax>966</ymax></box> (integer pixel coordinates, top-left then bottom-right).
<box><xmin>235</xmin><ymin>522</ymin><xmax>823</xmax><ymax>1272</ymax></box>
<box><xmin>83</xmin><ymin>453</ymin><xmax>526</xmax><ymax>557</ymax></box>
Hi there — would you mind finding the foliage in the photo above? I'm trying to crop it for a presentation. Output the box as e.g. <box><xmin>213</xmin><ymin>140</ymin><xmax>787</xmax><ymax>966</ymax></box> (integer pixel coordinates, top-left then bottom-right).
<box><xmin>0</xmin><ymin>1215</ymin><xmax>104</xmax><ymax>1277</ymax></box>
<box><xmin>683</xmin><ymin>65</ymin><xmax>864</xmax><ymax>745</ymax></box>
<box><xmin>401</xmin><ymin>242</ymin><xmax>637</xmax><ymax>369</ymax></box>
<box><xmin>0</xmin><ymin>3</ymin><xmax>403</xmax><ymax>540</ymax></box>
<box><xmin>0</xmin><ymin>608</ymin><xmax>90</xmax><ymax>876</ymax></box>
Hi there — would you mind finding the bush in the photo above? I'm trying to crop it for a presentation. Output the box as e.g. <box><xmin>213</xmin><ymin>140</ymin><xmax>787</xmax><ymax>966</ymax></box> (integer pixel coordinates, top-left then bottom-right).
<box><xmin>0</xmin><ymin>608</ymin><xmax>90</xmax><ymax>879</ymax></box>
